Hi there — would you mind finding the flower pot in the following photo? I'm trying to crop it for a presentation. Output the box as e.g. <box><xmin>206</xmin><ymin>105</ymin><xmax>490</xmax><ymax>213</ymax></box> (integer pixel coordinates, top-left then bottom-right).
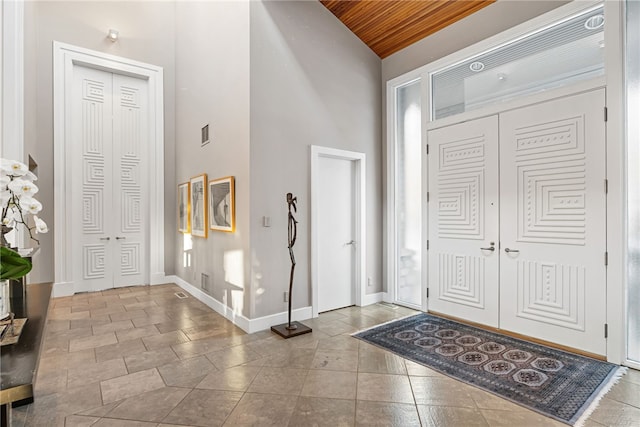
<box><xmin>0</xmin><ymin>279</ymin><xmax>10</xmax><ymax>320</ymax></box>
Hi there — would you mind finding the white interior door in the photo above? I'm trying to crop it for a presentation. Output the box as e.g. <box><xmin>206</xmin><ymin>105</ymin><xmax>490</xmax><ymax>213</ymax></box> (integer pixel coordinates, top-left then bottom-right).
<box><xmin>71</xmin><ymin>65</ymin><xmax>148</xmax><ymax>293</ymax></box>
<box><xmin>317</xmin><ymin>156</ymin><xmax>355</xmax><ymax>312</ymax></box>
<box><xmin>427</xmin><ymin>116</ymin><xmax>500</xmax><ymax>327</ymax></box>
<box><xmin>499</xmin><ymin>89</ymin><xmax>607</xmax><ymax>355</ymax></box>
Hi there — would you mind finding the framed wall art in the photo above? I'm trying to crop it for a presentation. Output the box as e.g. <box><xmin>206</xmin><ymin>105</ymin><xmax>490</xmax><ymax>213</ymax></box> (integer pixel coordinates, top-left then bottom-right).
<box><xmin>190</xmin><ymin>174</ymin><xmax>208</xmax><ymax>238</ymax></box>
<box><xmin>177</xmin><ymin>182</ymin><xmax>190</xmax><ymax>233</ymax></box>
<box><xmin>209</xmin><ymin>176</ymin><xmax>235</xmax><ymax>232</ymax></box>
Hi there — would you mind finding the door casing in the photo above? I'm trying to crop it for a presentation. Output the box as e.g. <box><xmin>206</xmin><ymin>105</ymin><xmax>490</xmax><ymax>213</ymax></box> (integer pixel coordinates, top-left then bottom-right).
<box><xmin>53</xmin><ymin>42</ymin><xmax>165</xmax><ymax>297</ymax></box>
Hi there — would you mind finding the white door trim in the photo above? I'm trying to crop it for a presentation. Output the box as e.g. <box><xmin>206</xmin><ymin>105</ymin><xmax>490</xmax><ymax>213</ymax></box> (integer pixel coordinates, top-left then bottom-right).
<box><xmin>53</xmin><ymin>42</ymin><xmax>165</xmax><ymax>296</ymax></box>
<box><xmin>311</xmin><ymin>145</ymin><xmax>366</xmax><ymax>318</ymax></box>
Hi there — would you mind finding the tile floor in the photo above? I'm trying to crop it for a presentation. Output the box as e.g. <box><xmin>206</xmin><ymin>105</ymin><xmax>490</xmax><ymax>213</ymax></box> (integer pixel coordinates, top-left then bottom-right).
<box><xmin>11</xmin><ymin>284</ymin><xmax>640</xmax><ymax>426</ymax></box>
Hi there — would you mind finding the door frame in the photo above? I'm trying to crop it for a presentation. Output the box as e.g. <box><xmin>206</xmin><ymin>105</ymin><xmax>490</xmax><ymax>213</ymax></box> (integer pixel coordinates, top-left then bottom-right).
<box><xmin>310</xmin><ymin>145</ymin><xmax>366</xmax><ymax>318</ymax></box>
<box><xmin>53</xmin><ymin>42</ymin><xmax>165</xmax><ymax>297</ymax></box>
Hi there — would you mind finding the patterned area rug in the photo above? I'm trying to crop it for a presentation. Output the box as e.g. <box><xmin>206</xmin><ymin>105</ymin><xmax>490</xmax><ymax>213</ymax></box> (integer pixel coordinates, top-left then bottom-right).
<box><xmin>354</xmin><ymin>313</ymin><xmax>624</xmax><ymax>426</ymax></box>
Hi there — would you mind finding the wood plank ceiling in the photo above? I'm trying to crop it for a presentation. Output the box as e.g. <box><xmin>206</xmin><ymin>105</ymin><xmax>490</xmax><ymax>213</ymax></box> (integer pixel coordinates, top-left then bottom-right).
<box><xmin>320</xmin><ymin>0</ymin><xmax>496</xmax><ymax>58</ymax></box>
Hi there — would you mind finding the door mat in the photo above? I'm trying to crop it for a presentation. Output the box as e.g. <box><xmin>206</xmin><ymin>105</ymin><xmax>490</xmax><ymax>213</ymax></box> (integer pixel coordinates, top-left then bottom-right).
<box><xmin>353</xmin><ymin>313</ymin><xmax>625</xmax><ymax>426</ymax></box>
<box><xmin>0</xmin><ymin>318</ymin><xmax>27</xmax><ymax>346</ymax></box>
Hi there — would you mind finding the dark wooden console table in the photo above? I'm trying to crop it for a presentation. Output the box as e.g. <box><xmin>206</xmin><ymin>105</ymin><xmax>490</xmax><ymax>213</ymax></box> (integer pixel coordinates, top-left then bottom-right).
<box><xmin>0</xmin><ymin>282</ymin><xmax>52</xmax><ymax>426</ymax></box>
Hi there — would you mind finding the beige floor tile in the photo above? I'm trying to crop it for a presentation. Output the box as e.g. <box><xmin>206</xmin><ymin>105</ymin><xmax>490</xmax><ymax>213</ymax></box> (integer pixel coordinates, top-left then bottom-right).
<box><xmin>109</xmin><ymin>309</ymin><xmax>149</xmax><ymax>322</ymax></box>
<box><xmin>69</xmin><ymin>332</ymin><xmax>118</xmax><ymax>352</ymax></box>
<box><xmin>27</xmin><ymin>382</ymin><xmax>103</xmax><ymax>422</ymax></box>
<box><xmin>245</xmin><ymin>347</ymin><xmax>316</xmax><ymax>369</ymax></box>
<box><xmin>205</xmin><ymin>344</ymin><xmax>262</xmax><ymax>369</ymax></box>
<box><xmin>163</xmin><ymin>389</ymin><xmax>242</xmax><ymax>427</ymax></box>
<box><xmin>158</xmin><ymin>355</ymin><xmax>219</xmax><ymax>387</ymax></box>
<box><xmin>154</xmin><ymin>317</ymin><xmax>197</xmax><ymax>334</ymax></box>
<box><xmin>223</xmin><ymin>392</ymin><xmax>298</xmax><ymax>426</ymax></box>
<box><xmin>196</xmin><ymin>365</ymin><xmax>262</xmax><ymax>391</ymax></box>
<box><xmin>100</xmin><ymin>368</ymin><xmax>166</xmax><ymax>404</ymax></box>
<box><xmin>92</xmin><ymin>419</ymin><xmax>157</xmax><ymax>426</ymax></box>
<box><xmin>301</xmin><ymin>369</ymin><xmax>357</xmax><ymax>399</ymax></box>
<box><xmin>78</xmin><ymin>402</ymin><xmax>122</xmax><ymax>418</ymax></box>
<box><xmin>70</xmin><ymin>316</ymin><xmax>111</xmax><ymax>330</ymax></box>
<box><xmin>92</xmin><ymin>320</ymin><xmax>135</xmax><ymax>335</ymax></box>
<box><xmin>316</xmin><ymin>334</ymin><xmax>360</xmax><ymax>351</ymax></box>
<box><xmin>247</xmin><ymin>367</ymin><xmax>308</xmax><ymax>395</ymax></box>
<box><xmin>358</xmin><ymin>347</ymin><xmax>407</xmax><ymax>375</ymax></box>
<box><xmin>419</xmin><ymin>405</ymin><xmax>490</xmax><ymax>427</ymax></box>
<box><xmin>39</xmin><ymin>348</ymin><xmax>96</xmax><ymax>373</ymax></box>
<box><xmin>46</xmin><ymin>319</ymin><xmax>71</xmax><ymax>332</ymax></box>
<box><xmin>34</xmin><ymin>368</ymin><xmax>68</xmax><ymax>396</ymax></box>
<box><xmin>289</xmin><ymin>396</ymin><xmax>356</xmax><ymax>427</ymax></box>
<box><xmin>105</xmin><ymin>386</ymin><xmax>190</xmax><ymax>422</ymax></box>
<box><xmin>90</xmin><ymin>306</ymin><xmax>126</xmax><ymax>318</ymax></box>
<box><xmin>142</xmin><ymin>330</ymin><xmax>190</xmax><ymax>351</ymax></box>
<box><xmin>355</xmin><ymin>401</ymin><xmax>421</xmax><ymax>426</ymax></box>
<box><xmin>63</xmin><ymin>415</ymin><xmax>101</xmax><ymax>427</ymax></box>
<box><xmin>132</xmin><ymin>313</ymin><xmax>172</xmax><ymax>327</ymax></box>
<box><xmin>588</xmin><ymin>397</ymin><xmax>640</xmax><ymax>426</ymax></box>
<box><xmin>606</xmin><ymin>379</ymin><xmax>640</xmax><ymax>408</ymax></box>
<box><xmin>311</xmin><ymin>349</ymin><xmax>359</xmax><ymax>371</ymax></box>
<box><xmin>403</xmin><ymin>360</ymin><xmax>446</xmax><ymax>377</ymax></box>
<box><xmin>124</xmin><ymin>346</ymin><xmax>179</xmax><ymax>373</ymax></box>
<box><xmin>410</xmin><ymin>376</ymin><xmax>477</xmax><ymax>408</ymax></box>
<box><xmin>357</xmin><ymin>373</ymin><xmax>415</xmax><ymax>404</ymax></box>
<box><xmin>67</xmin><ymin>358</ymin><xmax>128</xmax><ymax>388</ymax></box>
<box><xmin>95</xmin><ymin>338</ymin><xmax>147</xmax><ymax>363</ymax></box>
<box><xmin>622</xmin><ymin>368</ymin><xmax>640</xmax><ymax>386</ymax></box>
<box><xmin>480</xmin><ymin>409</ymin><xmax>565</xmax><ymax>427</ymax></box>
<box><xmin>115</xmin><ymin>325</ymin><xmax>161</xmax><ymax>342</ymax></box>
<box><xmin>171</xmin><ymin>335</ymin><xmax>228</xmax><ymax>358</ymax></box>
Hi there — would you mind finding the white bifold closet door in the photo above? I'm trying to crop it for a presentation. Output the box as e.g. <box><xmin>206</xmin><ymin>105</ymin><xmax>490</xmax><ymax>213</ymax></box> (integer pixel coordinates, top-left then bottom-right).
<box><xmin>427</xmin><ymin>89</ymin><xmax>607</xmax><ymax>355</ymax></box>
<box><xmin>71</xmin><ymin>65</ymin><xmax>149</xmax><ymax>293</ymax></box>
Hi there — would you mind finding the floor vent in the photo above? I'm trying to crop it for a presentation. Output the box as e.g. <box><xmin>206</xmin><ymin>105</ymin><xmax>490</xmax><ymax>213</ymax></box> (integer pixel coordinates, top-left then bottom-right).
<box><xmin>175</xmin><ymin>292</ymin><xmax>188</xmax><ymax>299</ymax></box>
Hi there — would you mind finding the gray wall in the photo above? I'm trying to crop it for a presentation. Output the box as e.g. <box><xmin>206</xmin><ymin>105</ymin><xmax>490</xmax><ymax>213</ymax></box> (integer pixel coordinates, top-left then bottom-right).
<box><xmin>23</xmin><ymin>1</ymin><xmax>177</xmax><ymax>283</ymax></box>
<box><xmin>249</xmin><ymin>1</ymin><xmax>382</xmax><ymax>318</ymax></box>
<box><xmin>174</xmin><ymin>1</ymin><xmax>252</xmax><ymax>317</ymax></box>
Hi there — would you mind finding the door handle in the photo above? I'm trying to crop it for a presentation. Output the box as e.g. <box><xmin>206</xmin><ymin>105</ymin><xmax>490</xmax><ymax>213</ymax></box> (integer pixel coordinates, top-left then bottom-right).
<box><xmin>99</xmin><ymin>237</ymin><xmax>110</xmax><ymax>241</ymax></box>
<box><xmin>505</xmin><ymin>248</ymin><xmax>519</xmax><ymax>253</ymax></box>
<box><xmin>480</xmin><ymin>246</ymin><xmax>495</xmax><ymax>251</ymax></box>
<box><xmin>345</xmin><ymin>240</ymin><xmax>356</xmax><ymax>246</ymax></box>
<box><xmin>116</xmin><ymin>236</ymin><xmax>126</xmax><ymax>240</ymax></box>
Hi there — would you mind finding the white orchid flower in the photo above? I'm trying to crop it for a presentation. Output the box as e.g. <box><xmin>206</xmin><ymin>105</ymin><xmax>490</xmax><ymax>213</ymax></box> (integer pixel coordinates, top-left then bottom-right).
<box><xmin>0</xmin><ymin>158</ymin><xmax>28</xmax><ymax>176</ymax></box>
<box><xmin>33</xmin><ymin>215</ymin><xmax>48</xmax><ymax>233</ymax></box>
<box><xmin>2</xmin><ymin>216</ymin><xmax>15</xmax><ymax>227</ymax></box>
<box><xmin>8</xmin><ymin>178</ymin><xmax>38</xmax><ymax>197</ymax></box>
<box><xmin>19</xmin><ymin>197</ymin><xmax>42</xmax><ymax>214</ymax></box>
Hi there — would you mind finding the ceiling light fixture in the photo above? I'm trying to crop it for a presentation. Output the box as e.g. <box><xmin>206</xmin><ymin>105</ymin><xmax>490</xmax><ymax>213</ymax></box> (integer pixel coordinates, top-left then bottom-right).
<box><xmin>469</xmin><ymin>61</ymin><xmax>485</xmax><ymax>72</ymax></box>
<box><xmin>107</xmin><ymin>29</ymin><xmax>119</xmax><ymax>42</ymax></box>
<box><xmin>584</xmin><ymin>14</ymin><xmax>605</xmax><ymax>30</ymax></box>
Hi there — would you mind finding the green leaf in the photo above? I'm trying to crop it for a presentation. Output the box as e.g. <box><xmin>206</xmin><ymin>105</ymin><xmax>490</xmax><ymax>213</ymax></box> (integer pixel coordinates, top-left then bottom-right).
<box><xmin>0</xmin><ymin>246</ymin><xmax>32</xmax><ymax>280</ymax></box>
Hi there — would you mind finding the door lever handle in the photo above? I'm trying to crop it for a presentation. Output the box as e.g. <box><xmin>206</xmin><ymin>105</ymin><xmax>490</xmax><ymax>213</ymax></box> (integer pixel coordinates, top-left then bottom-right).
<box><xmin>505</xmin><ymin>248</ymin><xmax>519</xmax><ymax>253</ymax></box>
<box><xmin>99</xmin><ymin>237</ymin><xmax>110</xmax><ymax>241</ymax></box>
<box><xmin>345</xmin><ymin>240</ymin><xmax>356</xmax><ymax>246</ymax></box>
<box><xmin>480</xmin><ymin>246</ymin><xmax>495</xmax><ymax>251</ymax></box>
<box><xmin>116</xmin><ymin>236</ymin><xmax>126</xmax><ymax>240</ymax></box>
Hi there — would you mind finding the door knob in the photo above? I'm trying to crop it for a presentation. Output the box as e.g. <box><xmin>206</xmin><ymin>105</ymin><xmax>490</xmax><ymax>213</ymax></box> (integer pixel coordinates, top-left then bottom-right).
<box><xmin>116</xmin><ymin>236</ymin><xmax>126</xmax><ymax>240</ymax></box>
<box><xmin>505</xmin><ymin>248</ymin><xmax>519</xmax><ymax>253</ymax></box>
<box><xmin>99</xmin><ymin>237</ymin><xmax>110</xmax><ymax>241</ymax></box>
<box><xmin>345</xmin><ymin>240</ymin><xmax>356</xmax><ymax>246</ymax></box>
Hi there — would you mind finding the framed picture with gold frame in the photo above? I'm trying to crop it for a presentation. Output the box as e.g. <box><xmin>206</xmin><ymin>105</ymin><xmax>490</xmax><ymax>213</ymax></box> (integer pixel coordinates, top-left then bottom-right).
<box><xmin>177</xmin><ymin>182</ymin><xmax>190</xmax><ymax>233</ymax></box>
<box><xmin>190</xmin><ymin>174</ymin><xmax>208</xmax><ymax>238</ymax></box>
<box><xmin>208</xmin><ymin>176</ymin><xmax>235</xmax><ymax>232</ymax></box>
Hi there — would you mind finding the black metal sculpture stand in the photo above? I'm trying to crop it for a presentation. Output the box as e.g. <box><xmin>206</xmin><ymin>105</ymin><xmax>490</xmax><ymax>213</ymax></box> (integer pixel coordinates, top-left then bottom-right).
<box><xmin>271</xmin><ymin>193</ymin><xmax>312</xmax><ymax>339</ymax></box>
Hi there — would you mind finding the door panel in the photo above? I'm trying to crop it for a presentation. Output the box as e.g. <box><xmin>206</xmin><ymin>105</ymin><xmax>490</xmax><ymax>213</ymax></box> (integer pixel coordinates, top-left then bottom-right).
<box><xmin>318</xmin><ymin>156</ymin><xmax>355</xmax><ymax>312</ymax></box>
<box><xmin>499</xmin><ymin>89</ymin><xmax>606</xmax><ymax>355</ymax></box>
<box><xmin>113</xmin><ymin>74</ymin><xmax>148</xmax><ymax>288</ymax></box>
<box><xmin>72</xmin><ymin>66</ymin><xmax>114</xmax><ymax>293</ymax></box>
<box><xmin>428</xmin><ymin>116</ymin><xmax>500</xmax><ymax>327</ymax></box>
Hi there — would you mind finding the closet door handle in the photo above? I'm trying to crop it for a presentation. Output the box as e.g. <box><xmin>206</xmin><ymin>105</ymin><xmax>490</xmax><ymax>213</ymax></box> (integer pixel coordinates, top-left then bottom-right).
<box><xmin>505</xmin><ymin>248</ymin><xmax>519</xmax><ymax>253</ymax></box>
<box><xmin>480</xmin><ymin>246</ymin><xmax>495</xmax><ymax>251</ymax></box>
<box><xmin>99</xmin><ymin>237</ymin><xmax>110</xmax><ymax>241</ymax></box>
<box><xmin>116</xmin><ymin>236</ymin><xmax>126</xmax><ymax>240</ymax></box>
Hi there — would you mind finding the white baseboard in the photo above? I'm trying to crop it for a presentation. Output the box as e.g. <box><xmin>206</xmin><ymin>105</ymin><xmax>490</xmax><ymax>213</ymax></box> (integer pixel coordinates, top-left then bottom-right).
<box><xmin>52</xmin><ymin>281</ymin><xmax>74</xmax><ymax>297</ymax></box>
<box><xmin>166</xmin><ymin>275</ymin><xmax>312</xmax><ymax>334</ymax></box>
<box><xmin>362</xmin><ymin>292</ymin><xmax>384</xmax><ymax>306</ymax></box>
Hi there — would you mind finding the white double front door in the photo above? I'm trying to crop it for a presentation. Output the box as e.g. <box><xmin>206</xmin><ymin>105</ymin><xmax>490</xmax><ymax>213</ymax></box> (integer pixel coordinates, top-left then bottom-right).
<box><xmin>70</xmin><ymin>65</ymin><xmax>149</xmax><ymax>292</ymax></box>
<box><xmin>428</xmin><ymin>89</ymin><xmax>607</xmax><ymax>355</ymax></box>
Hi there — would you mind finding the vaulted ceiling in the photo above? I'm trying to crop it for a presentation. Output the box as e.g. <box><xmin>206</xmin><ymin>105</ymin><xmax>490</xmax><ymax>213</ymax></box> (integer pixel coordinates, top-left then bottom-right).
<box><xmin>320</xmin><ymin>0</ymin><xmax>496</xmax><ymax>58</ymax></box>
